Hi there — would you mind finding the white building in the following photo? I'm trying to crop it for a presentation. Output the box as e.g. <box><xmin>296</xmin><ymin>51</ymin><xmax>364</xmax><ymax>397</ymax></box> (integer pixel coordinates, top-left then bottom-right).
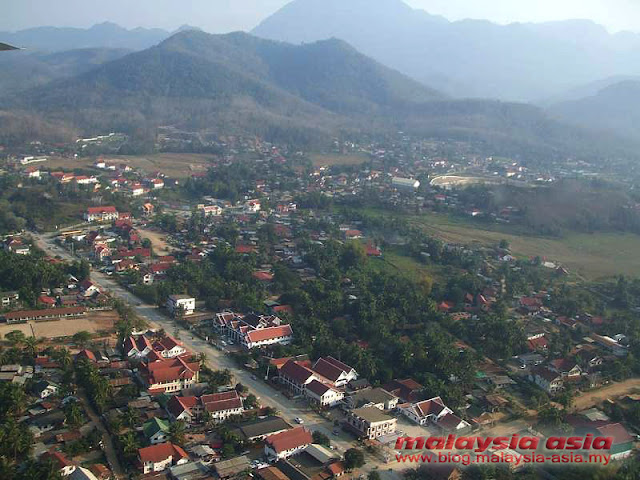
<box><xmin>305</xmin><ymin>380</ymin><xmax>344</xmax><ymax>407</ymax></box>
<box><xmin>392</xmin><ymin>177</ymin><xmax>420</xmax><ymax>190</ymax></box>
<box><xmin>166</xmin><ymin>295</ymin><xmax>195</xmax><ymax>316</ymax></box>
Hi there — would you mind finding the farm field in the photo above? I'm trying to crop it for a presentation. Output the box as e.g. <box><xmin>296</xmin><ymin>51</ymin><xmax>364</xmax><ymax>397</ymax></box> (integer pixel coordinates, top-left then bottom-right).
<box><xmin>310</xmin><ymin>152</ymin><xmax>369</xmax><ymax>167</ymax></box>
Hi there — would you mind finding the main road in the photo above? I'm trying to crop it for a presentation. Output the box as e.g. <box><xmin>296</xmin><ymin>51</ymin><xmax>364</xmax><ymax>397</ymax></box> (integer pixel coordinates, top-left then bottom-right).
<box><xmin>30</xmin><ymin>231</ymin><xmax>360</xmax><ymax>458</ymax></box>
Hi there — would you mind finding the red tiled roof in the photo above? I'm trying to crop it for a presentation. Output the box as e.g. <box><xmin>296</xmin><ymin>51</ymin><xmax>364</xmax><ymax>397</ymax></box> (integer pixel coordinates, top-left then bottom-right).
<box><xmin>438</xmin><ymin>413</ymin><xmax>465</xmax><ymax>431</ymax></box>
<box><xmin>42</xmin><ymin>450</ymin><xmax>73</xmax><ymax>468</ymax></box>
<box><xmin>313</xmin><ymin>357</ymin><xmax>351</xmax><ymax>382</ymax></box>
<box><xmin>246</xmin><ymin>325</ymin><xmax>293</xmax><ymax>343</ymax></box>
<box><xmin>204</xmin><ymin>398</ymin><xmax>243</xmax><ymax>413</ymax></box>
<box><xmin>306</xmin><ymin>379</ymin><xmax>332</xmax><ymax>396</ymax></box>
<box><xmin>87</xmin><ymin>206</ymin><xmax>117</xmax><ymax>214</ymax></box>
<box><xmin>265</xmin><ymin>427</ymin><xmax>312</xmax><ymax>454</ymax></box>
<box><xmin>253</xmin><ymin>271</ymin><xmax>274</xmax><ymax>281</ymax></box>
<box><xmin>415</xmin><ymin>397</ymin><xmax>446</xmax><ymax>417</ymax></box>
<box><xmin>138</xmin><ymin>442</ymin><xmax>188</xmax><ymax>463</ymax></box>
<box><xmin>2</xmin><ymin>306</ymin><xmax>86</xmax><ymax>321</ymax></box>
<box><xmin>280</xmin><ymin>360</ymin><xmax>315</xmax><ymax>384</ymax></box>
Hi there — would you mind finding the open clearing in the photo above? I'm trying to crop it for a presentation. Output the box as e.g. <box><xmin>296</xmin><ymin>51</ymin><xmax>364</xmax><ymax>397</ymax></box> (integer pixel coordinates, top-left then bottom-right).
<box><xmin>310</xmin><ymin>153</ymin><xmax>369</xmax><ymax>167</ymax></box>
<box><xmin>137</xmin><ymin>227</ymin><xmax>176</xmax><ymax>255</ymax></box>
<box><xmin>573</xmin><ymin>378</ymin><xmax>640</xmax><ymax>410</ymax></box>
<box><xmin>0</xmin><ymin>310</ymin><xmax>118</xmax><ymax>340</ymax></box>
<box><xmin>409</xmin><ymin>212</ymin><xmax>640</xmax><ymax>280</ymax></box>
<box><xmin>46</xmin><ymin>153</ymin><xmax>215</xmax><ymax>178</ymax></box>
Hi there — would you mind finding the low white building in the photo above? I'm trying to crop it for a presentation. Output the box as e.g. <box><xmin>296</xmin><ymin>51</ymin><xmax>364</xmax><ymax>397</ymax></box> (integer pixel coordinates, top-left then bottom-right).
<box><xmin>264</xmin><ymin>427</ymin><xmax>312</xmax><ymax>461</ymax></box>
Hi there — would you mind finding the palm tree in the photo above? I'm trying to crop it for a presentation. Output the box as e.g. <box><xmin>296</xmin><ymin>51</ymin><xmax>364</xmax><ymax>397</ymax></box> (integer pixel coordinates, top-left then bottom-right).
<box><xmin>118</xmin><ymin>431</ymin><xmax>139</xmax><ymax>463</ymax></box>
<box><xmin>72</xmin><ymin>331</ymin><xmax>92</xmax><ymax>349</ymax></box>
<box><xmin>22</xmin><ymin>336</ymin><xmax>39</xmax><ymax>358</ymax></box>
<box><xmin>169</xmin><ymin>420</ymin><xmax>186</xmax><ymax>446</ymax></box>
<box><xmin>64</xmin><ymin>402</ymin><xmax>83</xmax><ymax>428</ymax></box>
<box><xmin>120</xmin><ymin>407</ymin><xmax>139</xmax><ymax>428</ymax></box>
<box><xmin>198</xmin><ymin>352</ymin><xmax>207</xmax><ymax>366</ymax></box>
<box><xmin>54</xmin><ymin>347</ymin><xmax>72</xmax><ymax>368</ymax></box>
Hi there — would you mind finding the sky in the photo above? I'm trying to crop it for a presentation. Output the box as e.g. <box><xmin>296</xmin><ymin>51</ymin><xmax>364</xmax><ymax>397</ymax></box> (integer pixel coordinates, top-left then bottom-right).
<box><xmin>1</xmin><ymin>0</ymin><xmax>639</xmax><ymax>34</ymax></box>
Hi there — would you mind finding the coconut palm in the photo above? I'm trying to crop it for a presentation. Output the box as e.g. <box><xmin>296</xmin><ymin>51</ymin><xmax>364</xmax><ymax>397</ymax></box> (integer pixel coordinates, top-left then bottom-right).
<box><xmin>169</xmin><ymin>420</ymin><xmax>186</xmax><ymax>446</ymax></box>
<box><xmin>22</xmin><ymin>336</ymin><xmax>40</xmax><ymax>358</ymax></box>
<box><xmin>120</xmin><ymin>407</ymin><xmax>139</xmax><ymax>428</ymax></box>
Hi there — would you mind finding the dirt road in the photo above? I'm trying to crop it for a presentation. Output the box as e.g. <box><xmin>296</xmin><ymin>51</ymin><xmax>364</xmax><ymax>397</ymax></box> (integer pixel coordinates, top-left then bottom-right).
<box><xmin>573</xmin><ymin>378</ymin><xmax>640</xmax><ymax>410</ymax></box>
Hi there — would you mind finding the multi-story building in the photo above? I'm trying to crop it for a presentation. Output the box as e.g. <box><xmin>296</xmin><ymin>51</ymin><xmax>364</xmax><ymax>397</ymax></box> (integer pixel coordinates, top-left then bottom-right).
<box><xmin>346</xmin><ymin>406</ymin><xmax>397</xmax><ymax>440</ymax></box>
<box><xmin>140</xmin><ymin>357</ymin><xmax>200</xmax><ymax>394</ymax></box>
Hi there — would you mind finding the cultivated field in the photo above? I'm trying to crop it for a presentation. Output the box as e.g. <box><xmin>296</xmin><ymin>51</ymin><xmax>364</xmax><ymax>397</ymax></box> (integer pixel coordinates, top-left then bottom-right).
<box><xmin>0</xmin><ymin>310</ymin><xmax>118</xmax><ymax>340</ymax></box>
<box><xmin>310</xmin><ymin>153</ymin><xmax>369</xmax><ymax>167</ymax></box>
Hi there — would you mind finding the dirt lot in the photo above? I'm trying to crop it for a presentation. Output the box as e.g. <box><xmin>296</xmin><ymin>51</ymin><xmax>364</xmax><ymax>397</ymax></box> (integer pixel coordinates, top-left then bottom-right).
<box><xmin>573</xmin><ymin>378</ymin><xmax>640</xmax><ymax>410</ymax></box>
<box><xmin>137</xmin><ymin>227</ymin><xmax>176</xmax><ymax>255</ymax></box>
<box><xmin>0</xmin><ymin>310</ymin><xmax>118</xmax><ymax>340</ymax></box>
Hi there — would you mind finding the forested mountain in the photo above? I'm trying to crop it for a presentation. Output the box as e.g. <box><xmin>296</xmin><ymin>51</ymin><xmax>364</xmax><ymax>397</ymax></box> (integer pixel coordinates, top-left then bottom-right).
<box><xmin>0</xmin><ymin>48</ymin><xmax>130</xmax><ymax>97</ymax></box>
<box><xmin>4</xmin><ymin>30</ymin><xmax>638</xmax><ymax>159</ymax></box>
<box><xmin>0</xmin><ymin>22</ymin><xmax>189</xmax><ymax>51</ymax></box>
<box><xmin>253</xmin><ymin>0</ymin><xmax>640</xmax><ymax>101</ymax></box>
<box><xmin>549</xmin><ymin>81</ymin><xmax>640</xmax><ymax>142</ymax></box>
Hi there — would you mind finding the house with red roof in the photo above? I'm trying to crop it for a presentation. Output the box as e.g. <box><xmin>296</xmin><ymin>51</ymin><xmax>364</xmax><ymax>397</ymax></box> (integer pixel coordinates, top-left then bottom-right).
<box><xmin>253</xmin><ymin>271</ymin><xmax>274</xmax><ymax>282</ymax></box>
<box><xmin>264</xmin><ymin>427</ymin><xmax>312</xmax><ymax>461</ymax></box>
<box><xmin>529</xmin><ymin>367</ymin><xmax>564</xmax><ymax>394</ymax></box>
<box><xmin>305</xmin><ymin>380</ymin><xmax>344</xmax><ymax>408</ymax></box>
<box><xmin>279</xmin><ymin>360</ymin><xmax>319</xmax><ymax>396</ymax></box>
<box><xmin>84</xmin><ymin>206</ymin><xmax>119</xmax><ymax>222</ymax></box>
<box><xmin>123</xmin><ymin>335</ymin><xmax>153</xmax><ymax>358</ymax></box>
<box><xmin>41</xmin><ymin>450</ymin><xmax>76</xmax><ymax>476</ymax></box>
<box><xmin>152</xmin><ymin>336</ymin><xmax>187</xmax><ymax>359</ymax></box>
<box><xmin>399</xmin><ymin>396</ymin><xmax>451</xmax><ymax>426</ymax></box>
<box><xmin>140</xmin><ymin>356</ymin><xmax>200</xmax><ymax>394</ymax></box>
<box><xmin>215</xmin><ymin>311</ymin><xmax>293</xmax><ymax>349</ymax></box>
<box><xmin>138</xmin><ymin>442</ymin><xmax>189</xmax><ymax>474</ymax></box>
<box><xmin>166</xmin><ymin>390</ymin><xmax>244</xmax><ymax>424</ymax></box>
<box><xmin>310</xmin><ymin>357</ymin><xmax>355</xmax><ymax>389</ymax></box>
<box><xmin>595</xmin><ymin>423</ymin><xmax>634</xmax><ymax>460</ymax></box>
<box><xmin>383</xmin><ymin>379</ymin><xmax>424</xmax><ymax>403</ymax></box>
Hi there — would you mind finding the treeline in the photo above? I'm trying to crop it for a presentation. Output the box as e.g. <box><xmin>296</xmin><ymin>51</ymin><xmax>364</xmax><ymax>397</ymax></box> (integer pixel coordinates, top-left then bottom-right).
<box><xmin>0</xmin><ymin>250</ymin><xmax>90</xmax><ymax>307</ymax></box>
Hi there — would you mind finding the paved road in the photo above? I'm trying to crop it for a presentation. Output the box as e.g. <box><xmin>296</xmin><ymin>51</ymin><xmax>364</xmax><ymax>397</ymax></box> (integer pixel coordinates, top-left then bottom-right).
<box><xmin>31</xmin><ymin>231</ymin><xmax>358</xmax><ymax>457</ymax></box>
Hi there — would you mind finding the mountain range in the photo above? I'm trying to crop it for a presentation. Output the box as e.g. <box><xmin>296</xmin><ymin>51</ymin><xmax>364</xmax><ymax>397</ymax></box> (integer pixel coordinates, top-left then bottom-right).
<box><xmin>3</xmin><ymin>29</ymin><xmax>636</xmax><ymax>159</ymax></box>
<box><xmin>0</xmin><ymin>22</ymin><xmax>198</xmax><ymax>52</ymax></box>
<box><xmin>0</xmin><ymin>48</ymin><xmax>131</xmax><ymax>97</ymax></box>
<box><xmin>253</xmin><ymin>0</ymin><xmax>640</xmax><ymax>102</ymax></box>
<box><xmin>549</xmin><ymin>80</ymin><xmax>640</xmax><ymax>141</ymax></box>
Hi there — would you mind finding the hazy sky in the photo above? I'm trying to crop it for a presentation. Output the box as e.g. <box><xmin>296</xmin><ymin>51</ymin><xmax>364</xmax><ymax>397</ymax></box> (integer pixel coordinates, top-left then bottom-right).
<box><xmin>1</xmin><ymin>0</ymin><xmax>639</xmax><ymax>33</ymax></box>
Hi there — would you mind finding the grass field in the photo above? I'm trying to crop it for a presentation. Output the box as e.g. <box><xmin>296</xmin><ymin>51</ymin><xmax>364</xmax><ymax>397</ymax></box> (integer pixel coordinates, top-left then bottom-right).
<box><xmin>410</xmin><ymin>212</ymin><xmax>640</xmax><ymax>280</ymax></box>
<box><xmin>46</xmin><ymin>153</ymin><xmax>215</xmax><ymax>179</ymax></box>
<box><xmin>310</xmin><ymin>153</ymin><xmax>369</xmax><ymax>167</ymax></box>
<box><xmin>372</xmin><ymin>248</ymin><xmax>456</xmax><ymax>284</ymax></box>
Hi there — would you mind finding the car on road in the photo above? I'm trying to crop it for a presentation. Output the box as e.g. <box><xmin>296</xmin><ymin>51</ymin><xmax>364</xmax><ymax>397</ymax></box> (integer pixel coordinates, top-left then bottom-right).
<box><xmin>251</xmin><ymin>375</ymin><xmax>257</xmax><ymax>381</ymax></box>
<box><xmin>294</xmin><ymin>417</ymin><xmax>304</xmax><ymax>424</ymax></box>
<box><xmin>332</xmin><ymin>429</ymin><xmax>340</xmax><ymax>435</ymax></box>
